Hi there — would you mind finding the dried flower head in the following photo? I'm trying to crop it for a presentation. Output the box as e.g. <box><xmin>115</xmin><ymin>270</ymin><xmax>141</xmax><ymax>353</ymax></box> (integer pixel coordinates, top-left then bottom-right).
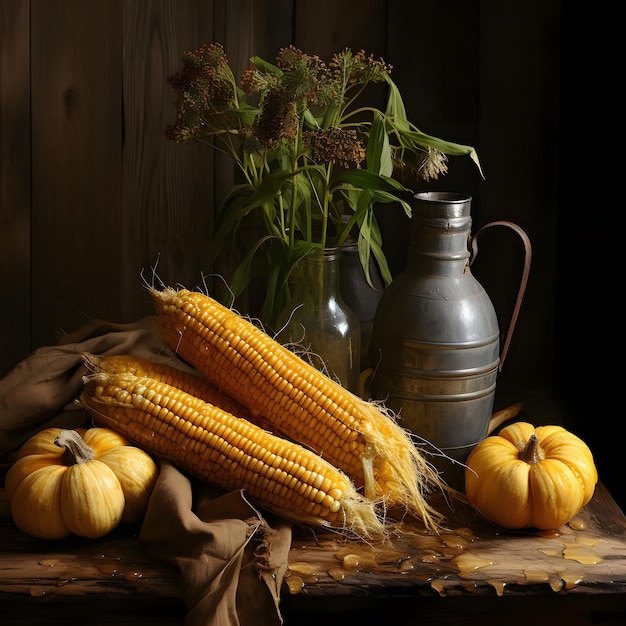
<box><xmin>165</xmin><ymin>43</ymin><xmax>238</xmax><ymax>142</ymax></box>
<box><xmin>330</xmin><ymin>49</ymin><xmax>392</xmax><ymax>87</ymax></box>
<box><xmin>393</xmin><ymin>147</ymin><xmax>449</xmax><ymax>184</ymax></box>
<box><xmin>240</xmin><ymin>68</ymin><xmax>277</xmax><ymax>96</ymax></box>
<box><xmin>275</xmin><ymin>46</ymin><xmax>340</xmax><ymax>109</ymax></box>
<box><xmin>304</xmin><ymin>128</ymin><xmax>366</xmax><ymax>168</ymax></box>
<box><xmin>419</xmin><ymin>148</ymin><xmax>449</xmax><ymax>181</ymax></box>
<box><xmin>253</xmin><ymin>88</ymin><xmax>299</xmax><ymax>147</ymax></box>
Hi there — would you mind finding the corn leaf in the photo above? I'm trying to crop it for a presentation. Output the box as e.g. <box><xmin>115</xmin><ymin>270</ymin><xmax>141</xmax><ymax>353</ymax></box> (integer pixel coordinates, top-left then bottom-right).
<box><xmin>384</xmin><ymin>76</ymin><xmax>484</xmax><ymax>177</ymax></box>
<box><xmin>367</xmin><ymin>112</ymin><xmax>394</xmax><ymax>177</ymax></box>
<box><xmin>334</xmin><ymin>169</ymin><xmax>413</xmax><ymax>200</ymax></box>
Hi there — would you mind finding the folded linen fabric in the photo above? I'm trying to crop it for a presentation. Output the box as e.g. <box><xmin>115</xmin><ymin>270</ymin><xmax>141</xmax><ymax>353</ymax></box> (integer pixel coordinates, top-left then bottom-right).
<box><xmin>0</xmin><ymin>316</ymin><xmax>173</xmax><ymax>457</ymax></box>
<box><xmin>140</xmin><ymin>462</ymin><xmax>290</xmax><ymax>626</ymax></box>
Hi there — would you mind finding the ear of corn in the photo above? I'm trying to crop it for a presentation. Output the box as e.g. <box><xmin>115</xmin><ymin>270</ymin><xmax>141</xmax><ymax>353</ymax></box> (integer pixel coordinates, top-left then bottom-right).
<box><xmin>149</xmin><ymin>286</ymin><xmax>448</xmax><ymax>531</ymax></box>
<box><xmin>83</xmin><ymin>353</ymin><xmax>266</xmax><ymax>427</ymax></box>
<box><xmin>79</xmin><ymin>364</ymin><xmax>384</xmax><ymax>538</ymax></box>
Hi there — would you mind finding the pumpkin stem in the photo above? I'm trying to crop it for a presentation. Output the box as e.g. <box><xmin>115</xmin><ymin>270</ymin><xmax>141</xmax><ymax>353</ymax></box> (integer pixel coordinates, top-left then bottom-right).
<box><xmin>54</xmin><ymin>430</ymin><xmax>96</xmax><ymax>465</ymax></box>
<box><xmin>517</xmin><ymin>433</ymin><xmax>544</xmax><ymax>464</ymax></box>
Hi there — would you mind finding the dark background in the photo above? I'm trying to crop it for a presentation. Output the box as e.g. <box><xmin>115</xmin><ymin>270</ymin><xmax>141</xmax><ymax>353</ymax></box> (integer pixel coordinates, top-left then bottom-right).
<box><xmin>557</xmin><ymin>2</ymin><xmax>620</xmax><ymax>509</ymax></box>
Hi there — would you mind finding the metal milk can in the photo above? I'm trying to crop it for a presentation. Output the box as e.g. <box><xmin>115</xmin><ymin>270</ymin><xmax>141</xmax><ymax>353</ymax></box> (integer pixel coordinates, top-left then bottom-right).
<box><xmin>368</xmin><ymin>191</ymin><xmax>531</xmax><ymax>487</ymax></box>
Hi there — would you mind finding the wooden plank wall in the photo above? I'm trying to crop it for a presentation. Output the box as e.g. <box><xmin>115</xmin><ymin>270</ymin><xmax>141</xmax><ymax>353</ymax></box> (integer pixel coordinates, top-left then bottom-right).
<box><xmin>0</xmin><ymin>0</ymin><xmax>572</xmax><ymax>415</ymax></box>
<box><xmin>1</xmin><ymin>0</ymin><xmax>558</xmax><ymax>386</ymax></box>
<box><xmin>1</xmin><ymin>0</ymin><xmax>31</xmax><ymax>375</ymax></box>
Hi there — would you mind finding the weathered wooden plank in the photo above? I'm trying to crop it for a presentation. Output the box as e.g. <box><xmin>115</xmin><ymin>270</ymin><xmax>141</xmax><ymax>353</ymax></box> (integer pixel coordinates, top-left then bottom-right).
<box><xmin>29</xmin><ymin>0</ymin><xmax>124</xmax><ymax>348</ymax></box>
<box><xmin>474</xmin><ymin>0</ymin><xmax>561</xmax><ymax>402</ymax></box>
<box><xmin>282</xmin><ymin>593</ymin><xmax>626</xmax><ymax>626</ymax></box>
<box><xmin>293</xmin><ymin>0</ymin><xmax>387</xmax><ymax>60</ymax></box>
<box><xmin>282</xmin><ymin>483</ymin><xmax>626</xmax><ymax>599</ymax></box>
<box><xmin>0</xmin><ymin>483</ymin><xmax>624</xmax><ymax>620</ymax></box>
<box><xmin>121</xmin><ymin>0</ymin><xmax>217</xmax><ymax>318</ymax></box>
<box><xmin>292</xmin><ymin>0</ymin><xmax>389</xmax><ymax>146</ymax></box>
<box><xmin>0</xmin><ymin>0</ymin><xmax>32</xmax><ymax>377</ymax></box>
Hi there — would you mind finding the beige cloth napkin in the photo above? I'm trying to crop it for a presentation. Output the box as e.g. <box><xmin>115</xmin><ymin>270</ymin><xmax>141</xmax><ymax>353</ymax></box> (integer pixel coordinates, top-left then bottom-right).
<box><xmin>0</xmin><ymin>317</ymin><xmax>292</xmax><ymax>626</ymax></box>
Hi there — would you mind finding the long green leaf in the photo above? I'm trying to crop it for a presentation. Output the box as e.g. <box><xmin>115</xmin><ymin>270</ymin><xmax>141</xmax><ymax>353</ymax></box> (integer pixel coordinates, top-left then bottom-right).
<box><xmin>228</xmin><ymin>234</ymin><xmax>281</xmax><ymax>297</ymax></box>
<box><xmin>367</xmin><ymin>112</ymin><xmax>394</xmax><ymax>176</ymax></box>
<box><xmin>397</xmin><ymin>125</ymin><xmax>479</xmax><ymax>157</ymax></box>
<box><xmin>384</xmin><ymin>76</ymin><xmax>484</xmax><ymax>177</ymax></box>
<box><xmin>384</xmin><ymin>76</ymin><xmax>409</xmax><ymax>123</ymax></box>
<box><xmin>334</xmin><ymin>168</ymin><xmax>412</xmax><ymax>196</ymax></box>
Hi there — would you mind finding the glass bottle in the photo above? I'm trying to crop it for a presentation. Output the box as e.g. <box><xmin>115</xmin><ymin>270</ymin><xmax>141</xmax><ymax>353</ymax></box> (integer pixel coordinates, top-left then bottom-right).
<box><xmin>277</xmin><ymin>248</ymin><xmax>361</xmax><ymax>394</ymax></box>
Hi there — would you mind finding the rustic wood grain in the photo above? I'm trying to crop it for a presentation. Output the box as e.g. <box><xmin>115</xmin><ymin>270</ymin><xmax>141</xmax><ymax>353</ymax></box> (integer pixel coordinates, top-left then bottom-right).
<box><xmin>29</xmin><ymin>0</ymin><xmax>124</xmax><ymax>348</ymax></box>
<box><xmin>121</xmin><ymin>0</ymin><xmax>217</xmax><ymax>318</ymax></box>
<box><xmin>0</xmin><ymin>483</ymin><xmax>625</xmax><ymax>625</ymax></box>
<box><xmin>282</xmin><ymin>483</ymin><xmax>626</xmax><ymax>599</ymax></box>
<box><xmin>0</xmin><ymin>0</ymin><xmax>32</xmax><ymax>376</ymax></box>
<box><xmin>381</xmin><ymin>1</ymin><xmax>481</xmax><ymax>277</ymax></box>
<box><xmin>293</xmin><ymin>0</ymin><xmax>387</xmax><ymax>61</ymax></box>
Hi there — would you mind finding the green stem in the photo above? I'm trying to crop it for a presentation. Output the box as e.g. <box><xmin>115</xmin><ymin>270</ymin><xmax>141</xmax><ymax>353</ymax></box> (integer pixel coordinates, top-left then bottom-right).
<box><xmin>288</xmin><ymin>163</ymin><xmax>298</xmax><ymax>249</ymax></box>
<box><xmin>289</xmin><ymin>111</ymin><xmax>307</xmax><ymax>249</ymax></box>
<box><xmin>319</xmin><ymin>162</ymin><xmax>334</xmax><ymax>249</ymax></box>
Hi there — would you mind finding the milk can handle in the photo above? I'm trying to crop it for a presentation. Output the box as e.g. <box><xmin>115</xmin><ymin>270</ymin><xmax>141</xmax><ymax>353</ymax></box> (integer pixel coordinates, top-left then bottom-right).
<box><xmin>470</xmin><ymin>221</ymin><xmax>532</xmax><ymax>372</ymax></box>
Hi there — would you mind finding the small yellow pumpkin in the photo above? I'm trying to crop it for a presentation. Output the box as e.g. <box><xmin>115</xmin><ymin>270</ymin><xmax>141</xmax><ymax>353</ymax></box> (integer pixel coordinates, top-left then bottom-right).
<box><xmin>5</xmin><ymin>427</ymin><xmax>159</xmax><ymax>540</ymax></box>
<box><xmin>464</xmin><ymin>421</ymin><xmax>598</xmax><ymax>530</ymax></box>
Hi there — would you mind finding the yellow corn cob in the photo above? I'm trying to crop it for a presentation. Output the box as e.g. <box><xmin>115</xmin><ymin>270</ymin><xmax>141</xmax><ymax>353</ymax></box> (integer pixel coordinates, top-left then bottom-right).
<box><xmin>149</xmin><ymin>286</ymin><xmax>448</xmax><ymax>530</ymax></box>
<box><xmin>83</xmin><ymin>353</ymin><xmax>262</xmax><ymax>426</ymax></box>
<box><xmin>79</xmin><ymin>366</ymin><xmax>384</xmax><ymax>537</ymax></box>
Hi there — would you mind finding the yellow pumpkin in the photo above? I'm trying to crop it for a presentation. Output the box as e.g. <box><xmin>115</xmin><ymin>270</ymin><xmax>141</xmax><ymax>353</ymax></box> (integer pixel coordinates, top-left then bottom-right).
<box><xmin>5</xmin><ymin>427</ymin><xmax>159</xmax><ymax>540</ymax></box>
<box><xmin>464</xmin><ymin>421</ymin><xmax>598</xmax><ymax>530</ymax></box>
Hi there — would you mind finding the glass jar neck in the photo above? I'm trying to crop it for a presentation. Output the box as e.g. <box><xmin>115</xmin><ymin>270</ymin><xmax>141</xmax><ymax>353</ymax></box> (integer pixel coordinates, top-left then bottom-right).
<box><xmin>299</xmin><ymin>248</ymin><xmax>342</xmax><ymax>304</ymax></box>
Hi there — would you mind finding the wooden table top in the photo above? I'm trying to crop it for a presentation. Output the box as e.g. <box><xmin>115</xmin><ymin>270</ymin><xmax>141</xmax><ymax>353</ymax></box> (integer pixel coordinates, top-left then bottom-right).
<box><xmin>1</xmin><ymin>481</ymin><xmax>625</xmax><ymax>605</ymax></box>
<box><xmin>285</xmin><ymin>483</ymin><xmax>626</xmax><ymax>600</ymax></box>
